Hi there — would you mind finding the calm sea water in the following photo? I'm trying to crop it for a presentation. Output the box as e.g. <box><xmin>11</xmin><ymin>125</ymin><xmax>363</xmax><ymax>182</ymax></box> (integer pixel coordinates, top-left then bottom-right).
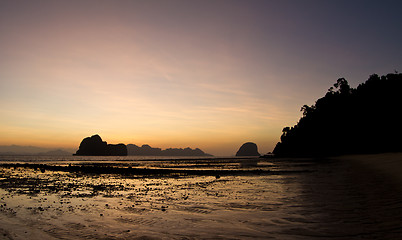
<box><xmin>0</xmin><ymin>155</ymin><xmax>219</xmax><ymax>163</ymax></box>
<box><xmin>1</xmin><ymin>155</ymin><xmax>402</xmax><ymax>239</ymax></box>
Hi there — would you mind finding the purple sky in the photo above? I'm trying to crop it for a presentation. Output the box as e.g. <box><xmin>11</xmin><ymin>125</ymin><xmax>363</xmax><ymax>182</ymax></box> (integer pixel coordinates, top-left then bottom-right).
<box><xmin>1</xmin><ymin>0</ymin><xmax>401</xmax><ymax>155</ymax></box>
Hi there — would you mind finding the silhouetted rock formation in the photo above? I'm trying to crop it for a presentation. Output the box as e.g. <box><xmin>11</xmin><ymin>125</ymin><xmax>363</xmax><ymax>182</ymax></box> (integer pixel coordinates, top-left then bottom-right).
<box><xmin>273</xmin><ymin>73</ymin><xmax>402</xmax><ymax>157</ymax></box>
<box><xmin>74</xmin><ymin>135</ymin><xmax>127</xmax><ymax>156</ymax></box>
<box><xmin>74</xmin><ymin>135</ymin><xmax>210</xmax><ymax>156</ymax></box>
<box><xmin>236</xmin><ymin>142</ymin><xmax>260</xmax><ymax>156</ymax></box>
<box><xmin>127</xmin><ymin>144</ymin><xmax>162</xmax><ymax>156</ymax></box>
<box><xmin>127</xmin><ymin>144</ymin><xmax>211</xmax><ymax>156</ymax></box>
<box><xmin>106</xmin><ymin>144</ymin><xmax>128</xmax><ymax>156</ymax></box>
<box><xmin>163</xmin><ymin>147</ymin><xmax>208</xmax><ymax>156</ymax></box>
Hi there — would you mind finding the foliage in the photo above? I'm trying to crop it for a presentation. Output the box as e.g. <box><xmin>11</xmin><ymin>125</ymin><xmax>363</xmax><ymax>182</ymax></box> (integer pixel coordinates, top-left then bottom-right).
<box><xmin>273</xmin><ymin>73</ymin><xmax>402</xmax><ymax>157</ymax></box>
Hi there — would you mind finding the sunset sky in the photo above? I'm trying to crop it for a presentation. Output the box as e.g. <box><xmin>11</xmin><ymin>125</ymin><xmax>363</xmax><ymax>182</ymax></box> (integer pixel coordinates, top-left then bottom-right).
<box><xmin>1</xmin><ymin>0</ymin><xmax>402</xmax><ymax>156</ymax></box>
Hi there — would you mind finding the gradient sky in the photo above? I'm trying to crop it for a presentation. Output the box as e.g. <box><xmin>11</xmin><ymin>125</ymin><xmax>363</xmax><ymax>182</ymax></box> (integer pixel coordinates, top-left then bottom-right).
<box><xmin>1</xmin><ymin>0</ymin><xmax>402</xmax><ymax>156</ymax></box>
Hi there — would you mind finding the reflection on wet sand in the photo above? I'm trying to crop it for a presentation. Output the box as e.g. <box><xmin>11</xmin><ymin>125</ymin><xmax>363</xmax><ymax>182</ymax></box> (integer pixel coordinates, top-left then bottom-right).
<box><xmin>0</xmin><ymin>155</ymin><xmax>401</xmax><ymax>239</ymax></box>
<box><xmin>288</xmin><ymin>156</ymin><xmax>402</xmax><ymax>239</ymax></box>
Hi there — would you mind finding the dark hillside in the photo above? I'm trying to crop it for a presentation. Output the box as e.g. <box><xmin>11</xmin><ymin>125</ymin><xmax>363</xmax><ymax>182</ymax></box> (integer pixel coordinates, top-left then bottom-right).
<box><xmin>273</xmin><ymin>73</ymin><xmax>402</xmax><ymax>157</ymax></box>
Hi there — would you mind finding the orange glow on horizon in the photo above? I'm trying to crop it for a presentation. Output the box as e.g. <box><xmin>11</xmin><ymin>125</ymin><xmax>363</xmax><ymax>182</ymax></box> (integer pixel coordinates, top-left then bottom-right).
<box><xmin>1</xmin><ymin>1</ymin><xmax>401</xmax><ymax>155</ymax></box>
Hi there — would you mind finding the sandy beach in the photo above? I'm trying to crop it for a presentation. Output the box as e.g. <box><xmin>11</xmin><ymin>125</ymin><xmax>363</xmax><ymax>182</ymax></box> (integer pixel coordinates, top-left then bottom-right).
<box><xmin>0</xmin><ymin>154</ymin><xmax>402</xmax><ymax>239</ymax></box>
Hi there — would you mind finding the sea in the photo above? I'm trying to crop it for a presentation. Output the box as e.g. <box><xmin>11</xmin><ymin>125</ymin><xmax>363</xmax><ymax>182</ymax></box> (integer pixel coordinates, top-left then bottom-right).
<box><xmin>1</xmin><ymin>155</ymin><xmax>402</xmax><ymax>239</ymax></box>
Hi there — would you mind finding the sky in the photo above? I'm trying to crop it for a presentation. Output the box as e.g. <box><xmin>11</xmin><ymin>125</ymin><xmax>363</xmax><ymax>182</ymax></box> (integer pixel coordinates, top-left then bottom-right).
<box><xmin>1</xmin><ymin>0</ymin><xmax>402</xmax><ymax>156</ymax></box>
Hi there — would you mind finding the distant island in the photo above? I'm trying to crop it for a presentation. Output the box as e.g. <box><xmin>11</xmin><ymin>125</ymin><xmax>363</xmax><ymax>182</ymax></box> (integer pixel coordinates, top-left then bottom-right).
<box><xmin>127</xmin><ymin>144</ymin><xmax>212</xmax><ymax>157</ymax></box>
<box><xmin>74</xmin><ymin>135</ymin><xmax>127</xmax><ymax>156</ymax></box>
<box><xmin>0</xmin><ymin>145</ymin><xmax>73</xmax><ymax>156</ymax></box>
<box><xmin>236</xmin><ymin>142</ymin><xmax>260</xmax><ymax>156</ymax></box>
<box><xmin>74</xmin><ymin>134</ymin><xmax>212</xmax><ymax>156</ymax></box>
<box><xmin>273</xmin><ymin>73</ymin><xmax>402</xmax><ymax>157</ymax></box>
<box><xmin>37</xmin><ymin>149</ymin><xmax>74</xmax><ymax>156</ymax></box>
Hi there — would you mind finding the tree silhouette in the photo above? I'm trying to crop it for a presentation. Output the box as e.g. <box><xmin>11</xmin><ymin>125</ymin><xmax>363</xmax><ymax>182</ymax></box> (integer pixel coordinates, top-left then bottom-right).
<box><xmin>273</xmin><ymin>73</ymin><xmax>402</xmax><ymax>157</ymax></box>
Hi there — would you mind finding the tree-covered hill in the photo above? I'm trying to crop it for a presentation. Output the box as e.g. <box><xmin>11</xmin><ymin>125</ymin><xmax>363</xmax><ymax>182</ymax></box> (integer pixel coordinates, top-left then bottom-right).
<box><xmin>273</xmin><ymin>73</ymin><xmax>402</xmax><ymax>157</ymax></box>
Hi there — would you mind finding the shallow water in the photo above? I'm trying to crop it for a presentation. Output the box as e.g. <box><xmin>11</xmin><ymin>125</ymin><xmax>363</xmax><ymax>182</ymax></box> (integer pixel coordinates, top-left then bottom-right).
<box><xmin>0</xmin><ymin>157</ymin><xmax>402</xmax><ymax>239</ymax></box>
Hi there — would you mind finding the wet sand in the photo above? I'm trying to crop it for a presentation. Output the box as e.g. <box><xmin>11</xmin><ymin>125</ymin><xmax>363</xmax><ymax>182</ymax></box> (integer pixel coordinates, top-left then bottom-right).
<box><xmin>334</xmin><ymin>153</ymin><xmax>402</xmax><ymax>184</ymax></box>
<box><xmin>0</xmin><ymin>155</ymin><xmax>402</xmax><ymax>239</ymax></box>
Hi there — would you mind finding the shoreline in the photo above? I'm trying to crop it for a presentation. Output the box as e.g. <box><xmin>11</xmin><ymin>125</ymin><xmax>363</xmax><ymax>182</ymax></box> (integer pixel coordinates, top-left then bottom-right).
<box><xmin>0</xmin><ymin>162</ymin><xmax>310</xmax><ymax>177</ymax></box>
<box><xmin>1</xmin><ymin>153</ymin><xmax>402</xmax><ymax>239</ymax></box>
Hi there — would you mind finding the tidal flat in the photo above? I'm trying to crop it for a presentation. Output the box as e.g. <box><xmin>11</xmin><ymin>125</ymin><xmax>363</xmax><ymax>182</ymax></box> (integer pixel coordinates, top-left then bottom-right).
<box><xmin>1</xmin><ymin>155</ymin><xmax>402</xmax><ymax>239</ymax></box>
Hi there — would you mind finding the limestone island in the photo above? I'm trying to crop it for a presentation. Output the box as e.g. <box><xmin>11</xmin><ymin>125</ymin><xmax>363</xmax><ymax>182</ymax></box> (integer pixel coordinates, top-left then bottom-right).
<box><xmin>74</xmin><ymin>134</ymin><xmax>212</xmax><ymax>156</ymax></box>
<box><xmin>236</xmin><ymin>142</ymin><xmax>260</xmax><ymax>156</ymax></box>
<box><xmin>74</xmin><ymin>135</ymin><xmax>127</xmax><ymax>156</ymax></box>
